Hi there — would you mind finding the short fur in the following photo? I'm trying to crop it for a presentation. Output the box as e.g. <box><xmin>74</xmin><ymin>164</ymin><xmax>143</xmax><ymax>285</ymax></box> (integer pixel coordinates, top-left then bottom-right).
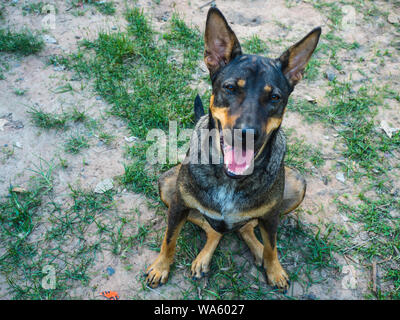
<box><xmin>145</xmin><ymin>7</ymin><xmax>321</xmax><ymax>291</ymax></box>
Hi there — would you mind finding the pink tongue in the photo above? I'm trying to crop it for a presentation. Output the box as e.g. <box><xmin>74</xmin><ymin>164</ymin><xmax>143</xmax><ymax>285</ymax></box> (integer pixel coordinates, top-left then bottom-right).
<box><xmin>223</xmin><ymin>145</ymin><xmax>254</xmax><ymax>175</ymax></box>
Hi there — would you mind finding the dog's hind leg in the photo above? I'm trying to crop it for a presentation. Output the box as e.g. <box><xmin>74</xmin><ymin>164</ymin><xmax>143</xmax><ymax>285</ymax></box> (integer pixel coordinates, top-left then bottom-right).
<box><xmin>188</xmin><ymin>211</ymin><xmax>222</xmax><ymax>279</ymax></box>
<box><xmin>237</xmin><ymin>220</ymin><xmax>263</xmax><ymax>267</ymax></box>
<box><xmin>159</xmin><ymin>164</ymin><xmax>181</xmax><ymax>208</ymax></box>
<box><xmin>281</xmin><ymin>166</ymin><xmax>306</xmax><ymax>216</ymax></box>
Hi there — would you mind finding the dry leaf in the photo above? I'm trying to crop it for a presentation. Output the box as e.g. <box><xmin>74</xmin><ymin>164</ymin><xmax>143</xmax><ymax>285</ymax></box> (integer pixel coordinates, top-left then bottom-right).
<box><xmin>379</xmin><ymin>120</ymin><xmax>399</xmax><ymax>138</ymax></box>
<box><xmin>0</xmin><ymin>119</ymin><xmax>8</xmax><ymax>131</ymax></box>
<box><xmin>12</xmin><ymin>187</ymin><xmax>28</xmax><ymax>193</ymax></box>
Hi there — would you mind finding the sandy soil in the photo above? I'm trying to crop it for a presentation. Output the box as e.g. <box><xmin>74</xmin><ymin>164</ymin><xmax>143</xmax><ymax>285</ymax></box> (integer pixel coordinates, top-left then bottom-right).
<box><xmin>0</xmin><ymin>0</ymin><xmax>399</xmax><ymax>300</ymax></box>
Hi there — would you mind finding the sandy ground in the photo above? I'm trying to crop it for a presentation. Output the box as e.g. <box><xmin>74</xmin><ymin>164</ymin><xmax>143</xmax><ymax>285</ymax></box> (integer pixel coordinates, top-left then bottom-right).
<box><xmin>0</xmin><ymin>0</ymin><xmax>399</xmax><ymax>300</ymax></box>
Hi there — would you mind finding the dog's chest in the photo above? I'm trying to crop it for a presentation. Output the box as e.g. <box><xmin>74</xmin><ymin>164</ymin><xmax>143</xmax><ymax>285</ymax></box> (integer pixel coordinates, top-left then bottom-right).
<box><xmin>199</xmin><ymin>184</ymin><xmax>246</xmax><ymax>229</ymax></box>
<box><xmin>211</xmin><ymin>185</ymin><xmax>238</xmax><ymax>215</ymax></box>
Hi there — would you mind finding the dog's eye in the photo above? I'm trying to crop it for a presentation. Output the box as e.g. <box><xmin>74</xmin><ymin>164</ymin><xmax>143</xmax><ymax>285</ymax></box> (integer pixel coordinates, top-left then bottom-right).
<box><xmin>271</xmin><ymin>94</ymin><xmax>281</xmax><ymax>101</ymax></box>
<box><xmin>224</xmin><ymin>84</ymin><xmax>236</xmax><ymax>93</ymax></box>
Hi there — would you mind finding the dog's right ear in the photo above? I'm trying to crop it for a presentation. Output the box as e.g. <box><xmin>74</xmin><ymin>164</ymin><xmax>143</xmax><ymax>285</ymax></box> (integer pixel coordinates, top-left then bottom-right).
<box><xmin>204</xmin><ymin>7</ymin><xmax>242</xmax><ymax>77</ymax></box>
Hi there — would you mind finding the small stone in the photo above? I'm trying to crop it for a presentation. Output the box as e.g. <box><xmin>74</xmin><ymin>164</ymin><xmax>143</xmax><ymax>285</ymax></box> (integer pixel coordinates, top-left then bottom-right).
<box><xmin>53</xmin><ymin>66</ymin><xmax>65</xmax><ymax>71</ymax></box>
<box><xmin>389</xmin><ymin>210</ymin><xmax>399</xmax><ymax>218</ymax></box>
<box><xmin>388</xmin><ymin>13</ymin><xmax>399</xmax><ymax>24</ymax></box>
<box><xmin>124</xmin><ymin>136</ymin><xmax>138</xmax><ymax>143</ymax></box>
<box><xmin>336</xmin><ymin>172</ymin><xmax>346</xmax><ymax>183</ymax></box>
<box><xmin>0</xmin><ymin>119</ymin><xmax>7</xmax><ymax>131</ymax></box>
<box><xmin>106</xmin><ymin>267</ymin><xmax>115</xmax><ymax>276</ymax></box>
<box><xmin>325</xmin><ymin>68</ymin><xmax>336</xmax><ymax>81</ymax></box>
<box><xmin>14</xmin><ymin>141</ymin><xmax>22</xmax><ymax>148</ymax></box>
<box><xmin>304</xmin><ymin>293</ymin><xmax>317</xmax><ymax>300</ymax></box>
<box><xmin>94</xmin><ymin>178</ymin><xmax>114</xmax><ymax>193</ymax></box>
<box><xmin>304</xmin><ymin>95</ymin><xmax>317</xmax><ymax>103</ymax></box>
<box><xmin>42</xmin><ymin>35</ymin><xmax>57</xmax><ymax>44</ymax></box>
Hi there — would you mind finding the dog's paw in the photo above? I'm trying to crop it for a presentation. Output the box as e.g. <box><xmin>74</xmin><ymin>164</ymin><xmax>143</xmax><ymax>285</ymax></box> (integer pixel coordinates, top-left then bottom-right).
<box><xmin>253</xmin><ymin>249</ymin><xmax>264</xmax><ymax>268</ymax></box>
<box><xmin>145</xmin><ymin>257</ymin><xmax>170</xmax><ymax>288</ymax></box>
<box><xmin>265</xmin><ymin>262</ymin><xmax>290</xmax><ymax>292</ymax></box>
<box><xmin>191</xmin><ymin>252</ymin><xmax>211</xmax><ymax>280</ymax></box>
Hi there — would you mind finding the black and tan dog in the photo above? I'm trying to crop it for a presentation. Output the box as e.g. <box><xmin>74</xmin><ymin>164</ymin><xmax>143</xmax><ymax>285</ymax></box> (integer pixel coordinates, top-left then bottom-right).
<box><xmin>145</xmin><ymin>7</ymin><xmax>321</xmax><ymax>290</ymax></box>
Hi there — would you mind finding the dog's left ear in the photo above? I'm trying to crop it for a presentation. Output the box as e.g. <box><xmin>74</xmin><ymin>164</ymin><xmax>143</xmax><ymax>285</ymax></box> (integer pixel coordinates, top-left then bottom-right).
<box><xmin>278</xmin><ymin>27</ymin><xmax>321</xmax><ymax>87</ymax></box>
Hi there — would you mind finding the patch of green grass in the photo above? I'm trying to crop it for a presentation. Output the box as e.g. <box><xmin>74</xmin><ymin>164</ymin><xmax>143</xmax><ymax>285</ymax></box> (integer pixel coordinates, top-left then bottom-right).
<box><xmin>98</xmin><ymin>131</ymin><xmax>115</xmax><ymax>145</ymax></box>
<box><xmin>242</xmin><ymin>35</ymin><xmax>269</xmax><ymax>55</ymax></box>
<box><xmin>94</xmin><ymin>1</ymin><xmax>115</xmax><ymax>16</ymax></box>
<box><xmin>0</xmin><ymin>5</ymin><xmax>5</xmax><ymax>20</ymax></box>
<box><xmin>65</xmin><ymin>9</ymin><xmax>206</xmax><ymax>201</ymax></box>
<box><xmin>64</xmin><ymin>134</ymin><xmax>90</xmax><ymax>154</ymax></box>
<box><xmin>70</xmin><ymin>107</ymin><xmax>88</xmax><ymax>123</ymax></box>
<box><xmin>0</xmin><ymin>163</ymin><xmax>116</xmax><ymax>299</ymax></box>
<box><xmin>28</xmin><ymin>107</ymin><xmax>67</xmax><ymax>129</ymax></box>
<box><xmin>385</xmin><ymin>269</ymin><xmax>400</xmax><ymax>299</ymax></box>
<box><xmin>0</xmin><ymin>29</ymin><xmax>44</xmax><ymax>55</ymax></box>
<box><xmin>0</xmin><ymin>59</ymin><xmax>9</xmax><ymax>79</ymax></box>
<box><xmin>337</xmin><ymin>194</ymin><xmax>400</xmax><ymax>259</ymax></box>
<box><xmin>285</xmin><ymin>129</ymin><xmax>325</xmax><ymax>175</ymax></box>
<box><xmin>287</xmin><ymin>81</ymin><xmax>386</xmax><ymax>173</ymax></box>
<box><xmin>70</xmin><ymin>9</ymin><xmax>203</xmax><ymax>138</ymax></box>
<box><xmin>13</xmin><ymin>88</ymin><xmax>27</xmax><ymax>96</ymax></box>
<box><xmin>22</xmin><ymin>2</ymin><xmax>47</xmax><ymax>15</ymax></box>
<box><xmin>335</xmin><ymin>192</ymin><xmax>400</xmax><ymax>299</ymax></box>
<box><xmin>312</xmin><ymin>1</ymin><xmax>344</xmax><ymax>29</ymax></box>
<box><xmin>304</xmin><ymin>56</ymin><xmax>322</xmax><ymax>81</ymax></box>
<box><xmin>121</xmin><ymin>141</ymin><xmax>160</xmax><ymax>200</ymax></box>
<box><xmin>28</xmin><ymin>106</ymin><xmax>92</xmax><ymax>130</ymax></box>
<box><xmin>68</xmin><ymin>0</ymin><xmax>115</xmax><ymax>16</ymax></box>
<box><xmin>47</xmin><ymin>54</ymin><xmax>71</xmax><ymax>69</ymax></box>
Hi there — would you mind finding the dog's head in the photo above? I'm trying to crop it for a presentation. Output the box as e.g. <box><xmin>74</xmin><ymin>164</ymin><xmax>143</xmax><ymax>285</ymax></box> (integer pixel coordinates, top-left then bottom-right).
<box><xmin>204</xmin><ymin>7</ymin><xmax>321</xmax><ymax>178</ymax></box>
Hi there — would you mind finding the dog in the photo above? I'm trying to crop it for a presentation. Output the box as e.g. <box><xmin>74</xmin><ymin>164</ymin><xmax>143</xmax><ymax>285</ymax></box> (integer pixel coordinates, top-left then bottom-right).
<box><xmin>145</xmin><ymin>7</ymin><xmax>321</xmax><ymax>291</ymax></box>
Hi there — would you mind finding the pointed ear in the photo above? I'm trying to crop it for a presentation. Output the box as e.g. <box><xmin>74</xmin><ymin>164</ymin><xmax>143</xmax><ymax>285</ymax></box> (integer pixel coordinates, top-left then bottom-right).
<box><xmin>204</xmin><ymin>7</ymin><xmax>242</xmax><ymax>76</ymax></box>
<box><xmin>278</xmin><ymin>27</ymin><xmax>321</xmax><ymax>86</ymax></box>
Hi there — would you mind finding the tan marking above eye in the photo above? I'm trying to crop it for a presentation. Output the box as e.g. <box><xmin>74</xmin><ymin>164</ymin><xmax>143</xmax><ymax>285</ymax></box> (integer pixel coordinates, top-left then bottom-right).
<box><xmin>264</xmin><ymin>85</ymin><xmax>272</xmax><ymax>93</ymax></box>
<box><xmin>237</xmin><ymin>79</ymin><xmax>246</xmax><ymax>87</ymax></box>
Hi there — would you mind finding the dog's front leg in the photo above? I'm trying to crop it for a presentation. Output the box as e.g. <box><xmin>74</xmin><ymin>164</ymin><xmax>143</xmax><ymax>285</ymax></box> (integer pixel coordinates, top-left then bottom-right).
<box><xmin>259</xmin><ymin>214</ymin><xmax>289</xmax><ymax>291</ymax></box>
<box><xmin>146</xmin><ymin>198</ymin><xmax>189</xmax><ymax>288</ymax></box>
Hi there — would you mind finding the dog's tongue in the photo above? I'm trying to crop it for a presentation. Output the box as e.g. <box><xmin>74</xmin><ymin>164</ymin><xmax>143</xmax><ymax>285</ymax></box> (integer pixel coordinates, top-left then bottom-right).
<box><xmin>223</xmin><ymin>144</ymin><xmax>254</xmax><ymax>176</ymax></box>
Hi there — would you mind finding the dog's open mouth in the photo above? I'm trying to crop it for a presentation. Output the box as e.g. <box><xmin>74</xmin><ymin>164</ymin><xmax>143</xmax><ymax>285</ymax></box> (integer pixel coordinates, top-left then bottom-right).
<box><xmin>220</xmin><ymin>130</ymin><xmax>256</xmax><ymax>178</ymax></box>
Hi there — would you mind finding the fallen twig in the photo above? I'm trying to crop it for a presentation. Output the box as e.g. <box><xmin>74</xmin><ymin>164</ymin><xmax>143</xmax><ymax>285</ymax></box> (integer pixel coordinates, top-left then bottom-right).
<box><xmin>372</xmin><ymin>261</ymin><xmax>377</xmax><ymax>294</ymax></box>
<box><xmin>199</xmin><ymin>1</ymin><xmax>215</xmax><ymax>10</ymax></box>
